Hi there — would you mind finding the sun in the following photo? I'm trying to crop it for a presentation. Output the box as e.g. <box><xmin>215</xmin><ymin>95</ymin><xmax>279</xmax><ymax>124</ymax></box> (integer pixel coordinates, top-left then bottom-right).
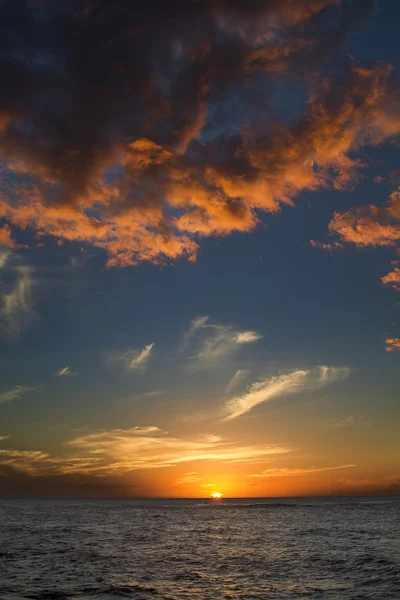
<box><xmin>211</xmin><ymin>492</ymin><xmax>222</xmax><ymax>499</ymax></box>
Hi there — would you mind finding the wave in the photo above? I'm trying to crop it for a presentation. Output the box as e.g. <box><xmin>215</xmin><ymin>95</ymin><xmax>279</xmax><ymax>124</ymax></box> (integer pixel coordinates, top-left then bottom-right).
<box><xmin>1</xmin><ymin>582</ymin><xmax>178</xmax><ymax>600</ymax></box>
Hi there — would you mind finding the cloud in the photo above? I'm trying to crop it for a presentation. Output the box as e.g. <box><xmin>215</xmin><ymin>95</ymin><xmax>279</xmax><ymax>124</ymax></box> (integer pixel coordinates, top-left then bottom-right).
<box><xmin>65</xmin><ymin>427</ymin><xmax>291</xmax><ymax>474</ymax></box>
<box><xmin>385</xmin><ymin>337</ymin><xmax>400</xmax><ymax>352</ymax></box>
<box><xmin>0</xmin><ymin>259</ymin><xmax>34</xmax><ymax>337</ymax></box>
<box><xmin>328</xmin><ymin>188</ymin><xmax>400</xmax><ymax>342</ymax></box>
<box><xmin>185</xmin><ymin>316</ymin><xmax>262</xmax><ymax>365</ymax></box>
<box><xmin>129</xmin><ymin>343</ymin><xmax>155</xmax><ymax>369</ymax></box>
<box><xmin>335</xmin><ymin>474</ymin><xmax>400</xmax><ymax>495</ymax></box>
<box><xmin>57</xmin><ymin>366</ymin><xmax>78</xmax><ymax>377</ymax></box>
<box><xmin>0</xmin><ymin>385</ymin><xmax>38</xmax><ymax>405</ymax></box>
<box><xmin>329</xmin><ymin>188</ymin><xmax>400</xmax><ymax>248</ymax></box>
<box><xmin>248</xmin><ymin>464</ymin><xmax>356</xmax><ymax>478</ymax></box>
<box><xmin>176</xmin><ymin>472</ymin><xmax>202</xmax><ymax>485</ymax></box>
<box><xmin>382</xmin><ymin>268</ymin><xmax>400</xmax><ymax>292</ymax></box>
<box><xmin>337</xmin><ymin>416</ymin><xmax>362</xmax><ymax>427</ymax></box>
<box><xmin>0</xmin><ymin>248</ymin><xmax>10</xmax><ymax>269</ymax></box>
<box><xmin>0</xmin><ymin>448</ymin><xmax>102</xmax><ymax>477</ymax></box>
<box><xmin>0</xmin><ymin>436</ymin><xmax>10</xmax><ymax>441</ymax></box>
<box><xmin>0</xmin><ymin>1</ymin><xmax>390</xmax><ymax>267</ymax></box>
<box><xmin>226</xmin><ymin>369</ymin><xmax>249</xmax><ymax>395</ymax></box>
<box><xmin>108</xmin><ymin>343</ymin><xmax>155</xmax><ymax>371</ymax></box>
<box><xmin>0</xmin><ymin>426</ymin><xmax>292</xmax><ymax>478</ymax></box>
<box><xmin>222</xmin><ymin>366</ymin><xmax>350</xmax><ymax>420</ymax></box>
<box><xmin>309</xmin><ymin>239</ymin><xmax>343</xmax><ymax>252</ymax></box>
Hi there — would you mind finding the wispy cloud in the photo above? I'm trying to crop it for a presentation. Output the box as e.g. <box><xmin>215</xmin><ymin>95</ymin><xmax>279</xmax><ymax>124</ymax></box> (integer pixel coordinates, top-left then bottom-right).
<box><xmin>64</xmin><ymin>427</ymin><xmax>291</xmax><ymax>474</ymax></box>
<box><xmin>0</xmin><ymin>249</ymin><xmax>10</xmax><ymax>269</ymax></box>
<box><xmin>248</xmin><ymin>464</ymin><xmax>356</xmax><ymax>478</ymax></box>
<box><xmin>176</xmin><ymin>472</ymin><xmax>202</xmax><ymax>485</ymax></box>
<box><xmin>183</xmin><ymin>316</ymin><xmax>209</xmax><ymax>345</ymax></box>
<box><xmin>129</xmin><ymin>343</ymin><xmax>155</xmax><ymax>369</ymax></box>
<box><xmin>0</xmin><ymin>385</ymin><xmax>38</xmax><ymax>405</ymax></box>
<box><xmin>222</xmin><ymin>366</ymin><xmax>350</xmax><ymax>420</ymax></box>
<box><xmin>0</xmin><ymin>436</ymin><xmax>10</xmax><ymax>441</ymax></box>
<box><xmin>107</xmin><ymin>343</ymin><xmax>155</xmax><ymax>371</ymax></box>
<box><xmin>0</xmin><ymin>448</ymin><xmax>102</xmax><ymax>476</ymax></box>
<box><xmin>0</xmin><ymin>427</ymin><xmax>292</xmax><ymax>477</ymax></box>
<box><xmin>226</xmin><ymin>369</ymin><xmax>248</xmax><ymax>395</ymax></box>
<box><xmin>0</xmin><ymin>261</ymin><xmax>34</xmax><ymax>337</ymax></box>
<box><xmin>336</xmin><ymin>416</ymin><xmax>362</xmax><ymax>428</ymax></box>
<box><xmin>57</xmin><ymin>366</ymin><xmax>78</xmax><ymax>377</ymax></box>
<box><xmin>309</xmin><ymin>239</ymin><xmax>343</xmax><ymax>252</ymax></box>
<box><xmin>184</xmin><ymin>316</ymin><xmax>262</xmax><ymax>366</ymax></box>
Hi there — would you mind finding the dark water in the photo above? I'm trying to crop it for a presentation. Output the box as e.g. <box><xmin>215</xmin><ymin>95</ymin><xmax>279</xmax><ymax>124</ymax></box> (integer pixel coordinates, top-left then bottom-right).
<box><xmin>1</xmin><ymin>497</ymin><xmax>400</xmax><ymax>600</ymax></box>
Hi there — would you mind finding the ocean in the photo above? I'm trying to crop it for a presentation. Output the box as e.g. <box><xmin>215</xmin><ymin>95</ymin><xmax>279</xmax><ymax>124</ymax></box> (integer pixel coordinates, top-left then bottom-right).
<box><xmin>0</xmin><ymin>497</ymin><xmax>399</xmax><ymax>600</ymax></box>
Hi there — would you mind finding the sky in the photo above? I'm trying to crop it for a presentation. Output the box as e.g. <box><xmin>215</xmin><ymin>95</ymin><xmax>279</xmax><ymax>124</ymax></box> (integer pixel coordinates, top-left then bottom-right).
<box><xmin>0</xmin><ymin>0</ymin><xmax>400</xmax><ymax>498</ymax></box>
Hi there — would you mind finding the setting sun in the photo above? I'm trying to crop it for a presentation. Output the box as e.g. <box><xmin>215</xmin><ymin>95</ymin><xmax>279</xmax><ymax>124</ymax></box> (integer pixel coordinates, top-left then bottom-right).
<box><xmin>211</xmin><ymin>492</ymin><xmax>222</xmax><ymax>499</ymax></box>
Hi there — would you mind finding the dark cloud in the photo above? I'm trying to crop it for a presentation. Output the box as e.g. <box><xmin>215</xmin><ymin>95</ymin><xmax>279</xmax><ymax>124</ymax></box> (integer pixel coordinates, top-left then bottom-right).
<box><xmin>1</xmin><ymin>0</ymin><xmax>393</xmax><ymax>266</ymax></box>
<box><xmin>0</xmin><ymin>463</ymin><xmax>154</xmax><ymax>498</ymax></box>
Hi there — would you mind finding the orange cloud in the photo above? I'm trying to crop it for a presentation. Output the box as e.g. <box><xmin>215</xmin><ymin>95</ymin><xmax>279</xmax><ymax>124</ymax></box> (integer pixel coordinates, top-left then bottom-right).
<box><xmin>382</xmin><ymin>268</ymin><xmax>400</xmax><ymax>292</ymax></box>
<box><xmin>385</xmin><ymin>337</ymin><xmax>400</xmax><ymax>352</ymax></box>
<box><xmin>0</xmin><ymin>225</ymin><xmax>16</xmax><ymax>248</ymax></box>
<box><xmin>329</xmin><ymin>188</ymin><xmax>400</xmax><ymax>247</ymax></box>
<box><xmin>0</xmin><ymin>2</ymin><xmax>395</xmax><ymax>266</ymax></box>
<box><xmin>0</xmin><ymin>427</ymin><xmax>292</xmax><ymax>477</ymax></box>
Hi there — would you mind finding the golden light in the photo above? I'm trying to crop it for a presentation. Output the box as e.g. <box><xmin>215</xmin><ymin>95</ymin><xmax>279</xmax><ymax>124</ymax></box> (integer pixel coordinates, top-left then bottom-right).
<box><xmin>211</xmin><ymin>492</ymin><xmax>222</xmax><ymax>499</ymax></box>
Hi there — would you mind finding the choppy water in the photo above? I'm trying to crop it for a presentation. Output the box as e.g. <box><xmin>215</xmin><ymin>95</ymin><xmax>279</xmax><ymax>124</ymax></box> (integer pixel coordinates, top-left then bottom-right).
<box><xmin>1</xmin><ymin>497</ymin><xmax>400</xmax><ymax>600</ymax></box>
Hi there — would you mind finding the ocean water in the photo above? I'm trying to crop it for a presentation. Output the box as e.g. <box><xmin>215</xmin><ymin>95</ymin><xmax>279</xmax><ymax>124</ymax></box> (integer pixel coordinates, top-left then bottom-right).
<box><xmin>1</xmin><ymin>497</ymin><xmax>400</xmax><ymax>600</ymax></box>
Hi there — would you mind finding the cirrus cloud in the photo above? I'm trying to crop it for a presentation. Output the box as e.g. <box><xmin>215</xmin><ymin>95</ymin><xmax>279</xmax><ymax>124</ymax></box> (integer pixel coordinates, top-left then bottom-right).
<box><xmin>107</xmin><ymin>343</ymin><xmax>155</xmax><ymax>371</ymax></box>
<box><xmin>184</xmin><ymin>316</ymin><xmax>262</xmax><ymax>366</ymax></box>
<box><xmin>248</xmin><ymin>464</ymin><xmax>356</xmax><ymax>478</ymax></box>
<box><xmin>0</xmin><ymin>426</ymin><xmax>292</xmax><ymax>478</ymax></box>
<box><xmin>222</xmin><ymin>366</ymin><xmax>350</xmax><ymax>420</ymax></box>
<box><xmin>0</xmin><ymin>385</ymin><xmax>38</xmax><ymax>405</ymax></box>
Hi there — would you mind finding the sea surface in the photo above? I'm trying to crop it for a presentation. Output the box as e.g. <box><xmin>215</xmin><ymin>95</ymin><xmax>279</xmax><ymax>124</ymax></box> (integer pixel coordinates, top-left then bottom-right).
<box><xmin>1</xmin><ymin>497</ymin><xmax>399</xmax><ymax>600</ymax></box>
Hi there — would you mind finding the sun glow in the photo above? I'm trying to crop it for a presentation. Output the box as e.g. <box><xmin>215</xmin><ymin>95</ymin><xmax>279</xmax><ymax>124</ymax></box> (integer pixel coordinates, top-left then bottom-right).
<box><xmin>211</xmin><ymin>492</ymin><xmax>222</xmax><ymax>499</ymax></box>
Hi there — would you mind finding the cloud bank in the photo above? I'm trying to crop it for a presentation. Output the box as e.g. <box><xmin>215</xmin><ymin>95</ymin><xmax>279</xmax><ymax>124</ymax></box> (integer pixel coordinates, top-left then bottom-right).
<box><xmin>1</xmin><ymin>1</ymin><xmax>396</xmax><ymax>266</ymax></box>
<box><xmin>0</xmin><ymin>426</ymin><xmax>291</xmax><ymax>477</ymax></box>
<box><xmin>249</xmin><ymin>464</ymin><xmax>356</xmax><ymax>478</ymax></box>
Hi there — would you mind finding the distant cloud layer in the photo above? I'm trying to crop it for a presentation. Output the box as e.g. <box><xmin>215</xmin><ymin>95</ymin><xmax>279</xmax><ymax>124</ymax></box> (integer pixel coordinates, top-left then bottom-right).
<box><xmin>223</xmin><ymin>366</ymin><xmax>350</xmax><ymax>420</ymax></box>
<box><xmin>1</xmin><ymin>0</ymin><xmax>395</xmax><ymax>267</ymax></box>
<box><xmin>0</xmin><ymin>426</ymin><xmax>291</xmax><ymax>477</ymax></box>
<box><xmin>249</xmin><ymin>464</ymin><xmax>356</xmax><ymax>478</ymax></box>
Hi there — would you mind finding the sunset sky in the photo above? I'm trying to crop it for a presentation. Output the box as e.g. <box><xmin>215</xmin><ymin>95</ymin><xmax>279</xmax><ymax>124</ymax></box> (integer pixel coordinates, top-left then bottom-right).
<box><xmin>0</xmin><ymin>0</ymin><xmax>399</xmax><ymax>498</ymax></box>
